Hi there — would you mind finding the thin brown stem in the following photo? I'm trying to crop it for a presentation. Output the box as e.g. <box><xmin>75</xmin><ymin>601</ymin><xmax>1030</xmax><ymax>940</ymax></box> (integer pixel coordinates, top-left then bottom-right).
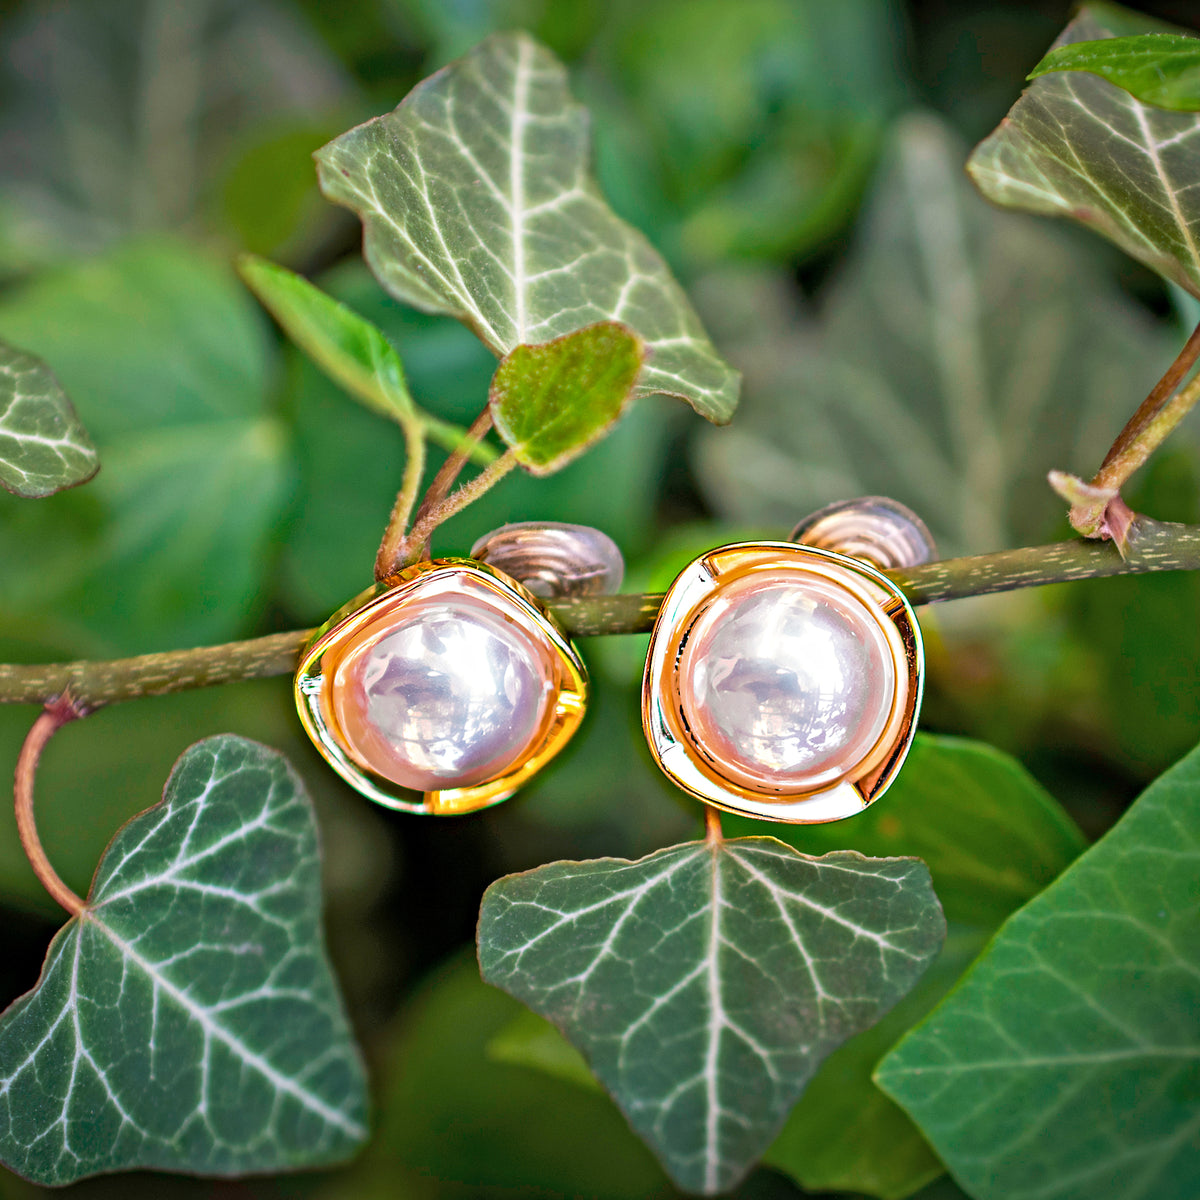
<box><xmin>1098</xmin><ymin>318</ymin><xmax>1200</xmax><ymax>473</ymax></box>
<box><xmin>1092</xmin><ymin>370</ymin><xmax>1200</xmax><ymax>495</ymax></box>
<box><xmin>704</xmin><ymin>806</ymin><xmax>724</xmax><ymax>846</ymax></box>
<box><xmin>374</xmin><ymin>417</ymin><xmax>427</xmax><ymax>581</ymax></box>
<box><xmin>397</xmin><ymin>408</ymin><xmax>494</xmax><ymax>566</ymax></box>
<box><xmin>5</xmin><ymin>518</ymin><xmax>1200</xmax><ymax>708</ymax></box>
<box><xmin>15</xmin><ymin>696</ymin><xmax>87</xmax><ymax>917</ymax></box>
<box><xmin>398</xmin><ymin>449</ymin><xmax>518</xmax><ymax>567</ymax></box>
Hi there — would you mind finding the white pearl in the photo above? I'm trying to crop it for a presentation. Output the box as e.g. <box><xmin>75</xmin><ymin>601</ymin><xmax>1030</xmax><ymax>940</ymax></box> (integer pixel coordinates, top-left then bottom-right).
<box><xmin>330</xmin><ymin>597</ymin><xmax>552</xmax><ymax>792</ymax></box>
<box><xmin>679</xmin><ymin>574</ymin><xmax>895</xmax><ymax>791</ymax></box>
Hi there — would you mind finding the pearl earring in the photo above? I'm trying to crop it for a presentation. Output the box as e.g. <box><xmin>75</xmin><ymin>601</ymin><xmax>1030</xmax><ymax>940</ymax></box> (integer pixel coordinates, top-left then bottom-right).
<box><xmin>295</xmin><ymin>523</ymin><xmax>622</xmax><ymax>815</ymax></box>
<box><xmin>642</xmin><ymin>498</ymin><xmax>933</xmax><ymax>824</ymax></box>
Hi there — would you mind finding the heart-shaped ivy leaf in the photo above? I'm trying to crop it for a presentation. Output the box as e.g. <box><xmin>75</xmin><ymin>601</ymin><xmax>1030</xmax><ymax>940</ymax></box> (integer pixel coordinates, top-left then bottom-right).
<box><xmin>876</xmin><ymin>738</ymin><xmax>1200</xmax><ymax>1200</ymax></box>
<box><xmin>478</xmin><ymin>837</ymin><xmax>945</xmax><ymax>1195</ymax></box>
<box><xmin>969</xmin><ymin>9</ymin><xmax>1200</xmax><ymax>299</ymax></box>
<box><xmin>0</xmin><ymin>340</ymin><xmax>97</xmax><ymax>498</ymax></box>
<box><xmin>0</xmin><ymin>734</ymin><xmax>368</xmax><ymax>1186</ymax></box>
<box><xmin>489</xmin><ymin>322</ymin><xmax>645</xmax><ymax>474</ymax></box>
<box><xmin>315</xmin><ymin>32</ymin><xmax>739</xmax><ymax>423</ymax></box>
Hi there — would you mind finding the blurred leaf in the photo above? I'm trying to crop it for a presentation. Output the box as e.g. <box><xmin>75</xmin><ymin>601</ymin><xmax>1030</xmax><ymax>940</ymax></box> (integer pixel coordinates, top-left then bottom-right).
<box><xmin>1030</xmin><ymin>34</ymin><xmax>1200</xmax><ymax>111</ymax></box>
<box><xmin>695</xmin><ymin>113</ymin><xmax>1175</xmax><ymax>555</ymax></box>
<box><xmin>615</xmin><ymin>0</ymin><xmax>902</xmax><ymax>262</ymax></box>
<box><xmin>487</xmin><ymin>1006</ymin><xmax>599</xmax><ymax>1092</ymax></box>
<box><xmin>0</xmin><ymin>735</ymin><xmax>367</xmax><ymax>1185</ymax></box>
<box><xmin>239</xmin><ymin>254</ymin><xmax>483</xmax><ymax>457</ymax></box>
<box><xmin>1068</xmin><ymin>451</ymin><xmax>1200</xmax><ymax>776</ymax></box>
<box><xmin>0</xmin><ymin>0</ymin><xmax>353</xmax><ymax>259</ymax></box>
<box><xmin>0</xmin><ymin>342</ymin><xmax>97</xmax><ymax>498</ymax></box>
<box><xmin>479</xmin><ymin>839</ymin><xmax>944</xmax><ymax>1194</ymax></box>
<box><xmin>878</xmin><ymin>737</ymin><xmax>1200</xmax><ymax>1200</ymax></box>
<box><xmin>969</xmin><ymin>9</ymin><xmax>1200</xmax><ymax>299</ymax></box>
<box><xmin>0</xmin><ymin>241</ymin><xmax>290</xmax><ymax>655</ymax></box>
<box><xmin>315</xmin><ymin>32</ymin><xmax>740</xmax><ymax>422</ymax></box>
<box><xmin>219</xmin><ymin>120</ymin><xmax>346</xmax><ymax>258</ymax></box>
<box><xmin>490</xmin><ymin>322</ymin><xmax>644</xmax><ymax>473</ymax></box>
<box><xmin>319</xmin><ymin>953</ymin><xmax>672</xmax><ymax>1199</ymax></box>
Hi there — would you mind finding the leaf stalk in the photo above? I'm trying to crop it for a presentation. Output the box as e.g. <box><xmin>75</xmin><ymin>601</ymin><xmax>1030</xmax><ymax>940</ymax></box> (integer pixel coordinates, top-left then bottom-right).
<box><xmin>14</xmin><ymin>695</ymin><xmax>87</xmax><ymax>917</ymax></box>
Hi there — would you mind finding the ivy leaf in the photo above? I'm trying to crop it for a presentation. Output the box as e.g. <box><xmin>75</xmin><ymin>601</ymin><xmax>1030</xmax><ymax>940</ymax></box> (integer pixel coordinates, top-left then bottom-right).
<box><xmin>237</xmin><ymin>254</ymin><xmax>487</xmax><ymax>460</ymax></box>
<box><xmin>1029</xmin><ymin>34</ymin><xmax>1200</xmax><ymax>112</ymax></box>
<box><xmin>876</xmin><ymin>738</ymin><xmax>1200</xmax><ymax>1200</ymax></box>
<box><xmin>315</xmin><ymin>31</ymin><xmax>739</xmax><ymax>423</ymax></box>
<box><xmin>490</xmin><ymin>735</ymin><xmax>1085</xmax><ymax>1200</ymax></box>
<box><xmin>478</xmin><ymin>837</ymin><xmax>945</xmax><ymax>1195</ymax></box>
<box><xmin>969</xmin><ymin>9</ymin><xmax>1200</xmax><ymax>299</ymax></box>
<box><xmin>0</xmin><ymin>735</ymin><xmax>368</xmax><ymax>1186</ymax></box>
<box><xmin>489</xmin><ymin>322</ymin><xmax>645</xmax><ymax>473</ymax></box>
<box><xmin>0</xmin><ymin>240</ymin><xmax>290</xmax><ymax>655</ymax></box>
<box><xmin>0</xmin><ymin>340</ymin><xmax>97</xmax><ymax>498</ymax></box>
<box><xmin>695</xmin><ymin>112</ymin><xmax>1174</xmax><ymax>555</ymax></box>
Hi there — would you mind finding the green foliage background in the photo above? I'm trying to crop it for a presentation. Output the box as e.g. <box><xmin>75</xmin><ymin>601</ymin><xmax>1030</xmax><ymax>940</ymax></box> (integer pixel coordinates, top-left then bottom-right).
<box><xmin>1</xmin><ymin>0</ymin><xmax>1199</xmax><ymax>1197</ymax></box>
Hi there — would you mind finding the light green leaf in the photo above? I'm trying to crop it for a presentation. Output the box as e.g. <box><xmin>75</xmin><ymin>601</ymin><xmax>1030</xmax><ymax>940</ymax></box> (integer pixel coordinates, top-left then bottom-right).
<box><xmin>237</xmin><ymin>254</ymin><xmax>487</xmax><ymax>460</ymax></box>
<box><xmin>876</xmin><ymin>738</ymin><xmax>1200</xmax><ymax>1200</ymax></box>
<box><xmin>487</xmin><ymin>1007</ymin><xmax>600</xmax><ymax>1093</ymax></box>
<box><xmin>0</xmin><ymin>341</ymin><xmax>97</xmax><ymax>497</ymax></box>
<box><xmin>695</xmin><ymin>112</ymin><xmax>1175</xmax><ymax>555</ymax></box>
<box><xmin>969</xmin><ymin>10</ymin><xmax>1200</xmax><ymax>299</ymax></box>
<box><xmin>0</xmin><ymin>735</ymin><xmax>367</xmax><ymax>1185</ymax></box>
<box><xmin>478</xmin><ymin>838</ymin><xmax>945</xmax><ymax>1195</ymax></box>
<box><xmin>0</xmin><ymin>241</ymin><xmax>290</xmax><ymax>655</ymax></box>
<box><xmin>315</xmin><ymin>31</ymin><xmax>740</xmax><ymax>423</ymax></box>
<box><xmin>1030</xmin><ymin>34</ymin><xmax>1200</xmax><ymax>112</ymax></box>
<box><xmin>489</xmin><ymin>321</ymin><xmax>645</xmax><ymax>473</ymax></box>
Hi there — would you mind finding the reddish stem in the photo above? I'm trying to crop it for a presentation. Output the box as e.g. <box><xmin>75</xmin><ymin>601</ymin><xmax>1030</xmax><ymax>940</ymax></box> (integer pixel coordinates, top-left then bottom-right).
<box><xmin>388</xmin><ymin>408</ymin><xmax>495</xmax><ymax>572</ymax></box>
<box><xmin>1097</xmin><ymin>318</ymin><xmax>1200</xmax><ymax>477</ymax></box>
<box><xmin>15</xmin><ymin>695</ymin><xmax>87</xmax><ymax>917</ymax></box>
<box><xmin>704</xmin><ymin>806</ymin><xmax>724</xmax><ymax>846</ymax></box>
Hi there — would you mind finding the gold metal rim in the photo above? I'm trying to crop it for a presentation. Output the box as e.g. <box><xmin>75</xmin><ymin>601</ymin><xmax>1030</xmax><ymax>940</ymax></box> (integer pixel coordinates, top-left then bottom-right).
<box><xmin>295</xmin><ymin>560</ymin><xmax>588</xmax><ymax>815</ymax></box>
<box><xmin>641</xmin><ymin>542</ymin><xmax>923</xmax><ymax>824</ymax></box>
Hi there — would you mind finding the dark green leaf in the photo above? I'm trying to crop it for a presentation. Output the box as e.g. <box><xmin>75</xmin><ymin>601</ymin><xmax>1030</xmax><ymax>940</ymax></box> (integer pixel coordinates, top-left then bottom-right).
<box><xmin>696</xmin><ymin>113</ymin><xmax>1175</xmax><ymax>555</ymax></box>
<box><xmin>478</xmin><ymin>838</ymin><xmax>945</xmax><ymax>1194</ymax></box>
<box><xmin>764</xmin><ymin>928</ymin><xmax>984</xmax><ymax>1200</ymax></box>
<box><xmin>0</xmin><ymin>241</ymin><xmax>289</xmax><ymax>655</ymax></box>
<box><xmin>0</xmin><ymin>341</ymin><xmax>97</xmax><ymax>497</ymax></box>
<box><xmin>727</xmin><ymin>734</ymin><xmax>1087</xmax><ymax>928</ymax></box>
<box><xmin>969</xmin><ymin>10</ymin><xmax>1200</xmax><ymax>299</ymax></box>
<box><xmin>1030</xmin><ymin>34</ymin><xmax>1200</xmax><ymax>111</ymax></box>
<box><xmin>877</xmin><ymin>738</ymin><xmax>1200</xmax><ymax>1200</ymax></box>
<box><xmin>0</xmin><ymin>735</ymin><xmax>367</xmax><ymax>1185</ymax></box>
<box><xmin>315</xmin><ymin>32</ymin><xmax>740</xmax><ymax>422</ymax></box>
<box><xmin>319</xmin><ymin>953</ymin><xmax>671</xmax><ymax>1199</ymax></box>
<box><xmin>723</xmin><ymin>735</ymin><xmax>1083</xmax><ymax>1198</ymax></box>
<box><xmin>489</xmin><ymin>322</ymin><xmax>644</xmax><ymax>473</ymax></box>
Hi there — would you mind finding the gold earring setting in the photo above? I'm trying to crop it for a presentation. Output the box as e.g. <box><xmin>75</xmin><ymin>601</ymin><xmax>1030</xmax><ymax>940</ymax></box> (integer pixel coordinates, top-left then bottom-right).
<box><xmin>295</xmin><ymin>523</ymin><xmax>622</xmax><ymax>816</ymax></box>
<box><xmin>642</xmin><ymin>498</ymin><xmax>932</xmax><ymax>824</ymax></box>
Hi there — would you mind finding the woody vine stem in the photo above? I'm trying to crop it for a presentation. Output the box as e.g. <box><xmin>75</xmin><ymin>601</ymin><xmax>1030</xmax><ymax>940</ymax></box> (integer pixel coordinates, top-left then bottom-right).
<box><xmin>4</xmin><ymin>516</ymin><xmax>1200</xmax><ymax>708</ymax></box>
